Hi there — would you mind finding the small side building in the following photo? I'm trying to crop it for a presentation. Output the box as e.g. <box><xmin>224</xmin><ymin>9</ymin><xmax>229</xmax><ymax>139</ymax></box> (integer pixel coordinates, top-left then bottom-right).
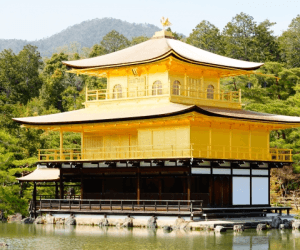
<box><xmin>15</xmin><ymin>30</ymin><xmax>300</xmax><ymax>218</ymax></box>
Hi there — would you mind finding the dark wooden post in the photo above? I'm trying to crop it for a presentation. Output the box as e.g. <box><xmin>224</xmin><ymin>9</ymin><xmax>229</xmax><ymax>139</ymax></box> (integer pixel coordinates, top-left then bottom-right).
<box><xmin>80</xmin><ymin>176</ymin><xmax>84</xmax><ymax>199</ymax></box>
<box><xmin>187</xmin><ymin>175</ymin><xmax>191</xmax><ymax>201</ymax></box>
<box><xmin>102</xmin><ymin>179</ymin><xmax>105</xmax><ymax>199</ymax></box>
<box><xmin>59</xmin><ymin>174</ymin><xmax>64</xmax><ymax>199</ymax></box>
<box><xmin>33</xmin><ymin>182</ymin><xmax>37</xmax><ymax>218</ymax></box>
<box><xmin>137</xmin><ymin>171</ymin><xmax>140</xmax><ymax>205</ymax></box>
<box><xmin>159</xmin><ymin>179</ymin><xmax>162</xmax><ymax>201</ymax></box>
<box><xmin>55</xmin><ymin>182</ymin><xmax>59</xmax><ymax>199</ymax></box>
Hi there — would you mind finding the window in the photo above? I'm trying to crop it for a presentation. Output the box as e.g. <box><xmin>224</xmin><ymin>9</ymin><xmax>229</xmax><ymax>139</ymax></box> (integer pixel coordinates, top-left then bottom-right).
<box><xmin>207</xmin><ymin>85</ymin><xmax>214</xmax><ymax>99</ymax></box>
<box><xmin>172</xmin><ymin>80</ymin><xmax>180</xmax><ymax>95</ymax></box>
<box><xmin>113</xmin><ymin>84</ymin><xmax>122</xmax><ymax>99</ymax></box>
<box><xmin>152</xmin><ymin>80</ymin><xmax>162</xmax><ymax>95</ymax></box>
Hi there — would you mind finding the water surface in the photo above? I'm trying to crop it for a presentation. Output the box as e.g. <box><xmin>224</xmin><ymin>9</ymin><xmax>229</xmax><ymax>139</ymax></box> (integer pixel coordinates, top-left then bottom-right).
<box><xmin>1</xmin><ymin>223</ymin><xmax>300</xmax><ymax>249</ymax></box>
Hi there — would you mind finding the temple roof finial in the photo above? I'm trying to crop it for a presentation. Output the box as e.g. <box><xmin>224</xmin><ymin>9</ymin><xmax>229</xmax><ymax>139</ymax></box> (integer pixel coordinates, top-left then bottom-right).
<box><xmin>160</xmin><ymin>17</ymin><xmax>172</xmax><ymax>30</ymax></box>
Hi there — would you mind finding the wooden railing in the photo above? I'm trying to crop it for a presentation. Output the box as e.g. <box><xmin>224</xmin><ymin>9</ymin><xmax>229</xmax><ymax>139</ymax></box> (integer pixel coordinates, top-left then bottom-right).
<box><xmin>171</xmin><ymin>88</ymin><xmax>241</xmax><ymax>103</ymax></box>
<box><xmin>86</xmin><ymin>86</ymin><xmax>241</xmax><ymax>104</ymax></box>
<box><xmin>86</xmin><ymin>87</ymin><xmax>170</xmax><ymax>101</ymax></box>
<box><xmin>37</xmin><ymin>199</ymin><xmax>203</xmax><ymax>215</ymax></box>
<box><xmin>38</xmin><ymin>144</ymin><xmax>292</xmax><ymax>162</ymax></box>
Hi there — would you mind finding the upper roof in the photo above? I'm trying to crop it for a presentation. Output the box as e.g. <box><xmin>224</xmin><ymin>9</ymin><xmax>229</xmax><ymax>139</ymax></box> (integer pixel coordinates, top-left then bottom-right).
<box><xmin>13</xmin><ymin>103</ymin><xmax>300</xmax><ymax>126</ymax></box>
<box><xmin>63</xmin><ymin>32</ymin><xmax>263</xmax><ymax>70</ymax></box>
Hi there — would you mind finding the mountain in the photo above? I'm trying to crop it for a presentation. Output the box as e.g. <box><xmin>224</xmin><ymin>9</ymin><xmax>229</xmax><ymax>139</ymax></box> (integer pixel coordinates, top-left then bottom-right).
<box><xmin>0</xmin><ymin>18</ymin><xmax>160</xmax><ymax>57</ymax></box>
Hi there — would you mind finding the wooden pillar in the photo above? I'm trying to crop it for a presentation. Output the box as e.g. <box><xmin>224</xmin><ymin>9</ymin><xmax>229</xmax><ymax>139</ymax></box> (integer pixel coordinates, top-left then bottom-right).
<box><xmin>55</xmin><ymin>182</ymin><xmax>59</xmax><ymax>199</ymax></box>
<box><xmin>60</xmin><ymin>129</ymin><xmax>63</xmax><ymax>160</ymax></box>
<box><xmin>217</xmin><ymin>78</ymin><xmax>220</xmax><ymax>100</ymax></box>
<box><xmin>137</xmin><ymin>171</ymin><xmax>140</xmax><ymax>204</ymax></box>
<box><xmin>59</xmin><ymin>173</ymin><xmax>64</xmax><ymax>199</ymax></box>
<box><xmin>102</xmin><ymin>179</ymin><xmax>105</xmax><ymax>199</ymax></box>
<box><xmin>187</xmin><ymin>171</ymin><xmax>191</xmax><ymax>201</ymax></box>
<box><xmin>80</xmin><ymin>176</ymin><xmax>84</xmax><ymax>199</ymax></box>
<box><xmin>81</xmin><ymin>129</ymin><xmax>84</xmax><ymax>160</ymax></box>
<box><xmin>33</xmin><ymin>182</ymin><xmax>37</xmax><ymax>218</ymax></box>
<box><xmin>159</xmin><ymin>179</ymin><xmax>162</xmax><ymax>201</ymax></box>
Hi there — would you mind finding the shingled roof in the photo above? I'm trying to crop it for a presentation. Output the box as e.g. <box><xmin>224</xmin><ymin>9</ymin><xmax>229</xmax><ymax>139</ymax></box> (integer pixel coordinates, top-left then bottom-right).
<box><xmin>62</xmin><ymin>35</ymin><xmax>263</xmax><ymax>70</ymax></box>
<box><xmin>13</xmin><ymin>103</ymin><xmax>300</xmax><ymax>126</ymax></box>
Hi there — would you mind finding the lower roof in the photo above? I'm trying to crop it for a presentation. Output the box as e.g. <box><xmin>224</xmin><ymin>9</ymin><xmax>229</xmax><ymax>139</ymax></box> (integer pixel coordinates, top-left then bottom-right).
<box><xmin>17</xmin><ymin>168</ymin><xmax>60</xmax><ymax>182</ymax></box>
<box><xmin>13</xmin><ymin>102</ymin><xmax>300</xmax><ymax>126</ymax></box>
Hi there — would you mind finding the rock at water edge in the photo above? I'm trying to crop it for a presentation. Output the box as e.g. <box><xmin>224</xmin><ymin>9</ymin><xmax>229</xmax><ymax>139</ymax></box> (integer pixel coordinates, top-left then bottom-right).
<box><xmin>65</xmin><ymin>216</ymin><xmax>76</xmax><ymax>226</ymax></box>
<box><xmin>233</xmin><ymin>224</ymin><xmax>245</xmax><ymax>232</ymax></box>
<box><xmin>215</xmin><ymin>226</ymin><xmax>226</xmax><ymax>233</ymax></box>
<box><xmin>147</xmin><ymin>216</ymin><xmax>157</xmax><ymax>229</ymax></box>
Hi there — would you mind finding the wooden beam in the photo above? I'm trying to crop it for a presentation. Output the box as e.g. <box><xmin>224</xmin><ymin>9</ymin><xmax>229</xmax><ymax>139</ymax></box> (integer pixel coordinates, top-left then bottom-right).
<box><xmin>59</xmin><ymin>173</ymin><xmax>64</xmax><ymax>199</ymax></box>
<box><xmin>33</xmin><ymin>182</ymin><xmax>37</xmax><ymax>218</ymax></box>
<box><xmin>55</xmin><ymin>182</ymin><xmax>59</xmax><ymax>199</ymax></box>
<box><xmin>60</xmin><ymin>129</ymin><xmax>63</xmax><ymax>160</ymax></box>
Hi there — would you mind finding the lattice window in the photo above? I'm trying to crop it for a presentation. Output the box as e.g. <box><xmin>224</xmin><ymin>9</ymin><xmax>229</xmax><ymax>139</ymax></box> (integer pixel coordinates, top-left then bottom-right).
<box><xmin>207</xmin><ymin>85</ymin><xmax>214</xmax><ymax>99</ymax></box>
<box><xmin>113</xmin><ymin>84</ymin><xmax>122</xmax><ymax>99</ymax></box>
<box><xmin>172</xmin><ymin>80</ymin><xmax>180</xmax><ymax>95</ymax></box>
<box><xmin>152</xmin><ymin>80</ymin><xmax>162</xmax><ymax>95</ymax></box>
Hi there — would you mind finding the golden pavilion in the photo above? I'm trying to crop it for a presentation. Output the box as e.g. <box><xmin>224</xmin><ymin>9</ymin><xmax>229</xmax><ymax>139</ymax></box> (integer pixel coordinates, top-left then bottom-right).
<box><xmin>15</xmin><ymin>29</ymin><xmax>300</xmax><ymax>218</ymax></box>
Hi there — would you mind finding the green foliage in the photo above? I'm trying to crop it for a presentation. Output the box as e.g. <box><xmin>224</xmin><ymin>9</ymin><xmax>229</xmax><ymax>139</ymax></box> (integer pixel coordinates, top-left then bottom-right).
<box><xmin>279</xmin><ymin>15</ymin><xmax>300</xmax><ymax>68</ymax></box>
<box><xmin>130</xmin><ymin>36</ymin><xmax>149</xmax><ymax>45</ymax></box>
<box><xmin>186</xmin><ymin>21</ymin><xmax>223</xmax><ymax>54</ymax></box>
<box><xmin>100</xmin><ymin>30</ymin><xmax>130</xmax><ymax>53</ymax></box>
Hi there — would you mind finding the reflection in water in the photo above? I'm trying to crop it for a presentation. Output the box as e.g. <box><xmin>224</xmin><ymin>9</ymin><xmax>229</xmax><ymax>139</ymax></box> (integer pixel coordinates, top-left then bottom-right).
<box><xmin>1</xmin><ymin>223</ymin><xmax>300</xmax><ymax>249</ymax></box>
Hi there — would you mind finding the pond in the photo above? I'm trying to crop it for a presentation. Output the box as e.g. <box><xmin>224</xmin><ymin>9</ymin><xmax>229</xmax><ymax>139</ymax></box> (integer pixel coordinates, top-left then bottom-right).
<box><xmin>1</xmin><ymin>223</ymin><xmax>300</xmax><ymax>249</ymax></box>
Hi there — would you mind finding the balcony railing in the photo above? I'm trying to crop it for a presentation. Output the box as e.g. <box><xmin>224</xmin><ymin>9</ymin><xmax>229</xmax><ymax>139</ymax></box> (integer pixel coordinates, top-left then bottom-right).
<box><xmin>86</xmin><ymin>86</ymin><xmax>241</xmax><ymax>104</ymax></box>
<box><xmin>38</xmin><ymin>144</ymin><xmax>292</xmax><ymax>162</ymax></box>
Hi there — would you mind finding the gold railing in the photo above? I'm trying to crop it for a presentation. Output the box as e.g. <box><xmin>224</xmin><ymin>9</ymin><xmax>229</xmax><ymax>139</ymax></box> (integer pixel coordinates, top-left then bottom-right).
<box><xmin>172</xmin><ymin>88</ymin><xmax>241</xmax><ymax>103</ymax></box>
<box><xmin>86</xmin><ymin>87</ymin><xmax>170</xmax><ymax>101</ymax></box>
<box><xmin>86</xmin><ymin>86</ymin><xmax>241</xmax><ymax>104</ymax></box>
<box><xmin>38</xmin><ymin>144</ymin><xmax>292</xmax><ymax>162</ymax></box>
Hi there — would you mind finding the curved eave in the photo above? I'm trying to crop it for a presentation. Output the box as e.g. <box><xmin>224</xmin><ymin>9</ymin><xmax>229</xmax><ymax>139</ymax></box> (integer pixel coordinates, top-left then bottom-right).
<box><xmin>64</xmin><ymin>51</ymin><xmax>263</xmax><ymax>72</ymax></box>
<box><xmin>13</xmin><ymin>106</ymin><xmax>300</xmax><ymax>127</ymax></box>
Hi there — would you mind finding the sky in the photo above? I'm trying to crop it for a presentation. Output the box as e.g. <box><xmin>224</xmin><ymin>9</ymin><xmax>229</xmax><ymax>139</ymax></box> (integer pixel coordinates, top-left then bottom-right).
<box><xmin>0</xmin><ymin>0</ymin><xmax>299</xmax><ymax>41</ymax></box>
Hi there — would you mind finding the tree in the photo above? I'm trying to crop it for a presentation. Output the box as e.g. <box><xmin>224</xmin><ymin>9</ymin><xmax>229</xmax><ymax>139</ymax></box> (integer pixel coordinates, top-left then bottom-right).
<box><xmin>100</xmin><ymin>30</ymin><xmax>130</xmax><ymax>53</ymax></box>
<box><xmin>252</xmin><ymin>20</ymin><xmax>280</xmax><ymax>62</ymax></box>
<box><xmin>279</xmin><ymin>15</ymin><xmax>300</xmax><ymax>68</ymax></box>
<box><xmin>187</xmin><ymin>21</ymin><xmax>222</xmax><ymax>54</ymax></box>
<box><xmin>0</xmin><ymin>45</ymin><xmax>43</xmax><ymax>105</ymax></box>
<box><xmin>223</xmin><ymin>13</ymin><xmax>256</xmax><ymax>61</ymax></box>
<box><xmin>130</xmin><ymin>36</ymin><xmax>149</xmax><ymax>46</ymax></box>
<box><xmin>89</xmin><ymin>44</ymin><xmax>107</xmax><ymax>58</ymax></box>
<box><xmin>223</xmin><ymin>13</ymin><xmax>280</xmax><ymax>62</ymax></box>
<box><xmin>166</xmin><ymin>28</ymin><xmax>184</xmax><ymax>41</ymax></box>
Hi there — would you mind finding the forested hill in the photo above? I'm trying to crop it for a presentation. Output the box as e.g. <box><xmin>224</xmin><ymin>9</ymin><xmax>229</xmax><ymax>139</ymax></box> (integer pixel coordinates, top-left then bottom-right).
<box><xmin>0</xmin><ymin>18</ymin><xmax>160</xmax><ymax>57</ymax></box>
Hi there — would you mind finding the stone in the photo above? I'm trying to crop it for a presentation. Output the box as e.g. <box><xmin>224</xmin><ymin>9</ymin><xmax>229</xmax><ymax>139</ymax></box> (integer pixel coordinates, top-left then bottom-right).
<box><xmin>256</xmin><ymin>224</ymin><xmax>267</xmax><ymax>231</ymax></box>
<box><xmin>98</xmin><ymin>218</ymin><xmax>109</xmax><ymax>227</ymax></box>
<box><xmin>122</xmin><ymin>216</ymin><xmax>133</xmax><ymax>227</ymax></box>
<box><xmin>45</xmin><ymin>214</ymin><xmax>55</xmax><ymax>224</ymax></box>
<box><xmin>65</xmin><ymin>215</ymin><xmax>76</xmax><ymax>226</ymax></box>
<box><xmin>55</xmin><ymin>218</ymin><xmax>65</xmax><ymax>224</ymax></box>
<box><xmin>205</xmin><ymin>224</ymin><xmax>215</xmax><ymax>231</ymax></box>
<box><xmin>233</xmin><ymin>224</ymin><xmax>245</xmax><ymax>232</ymax></box>
<box><xmin>163</xmin><ymin>226</ymin><xmax>173</xmax><ymax>232</ymax></box>
<box><xmin>7</xmin><ymin>213</ymin><xmax>22</xmax><ymax>222</ymax></box>
<box><xmin>172</xmin><ymin>217</ymin><xmax>185</xmax><ymax>230</ymax></box>
<box><xmin>214</xmin><ymin>226</ymin><xmax>226</xmax><ymax>233</ymax></box>
<box><xmin>34</xmin><ymin>216</ymin><xmax>45</xmax><ymax>224</ymax></box>
<box><xmin>21</xmin><ymin>217</ymin><xmax>35</xmax><ymax>224</ymax></box>
<box><xmin>292</xmin><ymin>220</ymin><xmax>300</xmax><ymax>230</ymax></box>
<box><xmin>0</xmin><ymin>242</ymin><xmax>8</xmax><ymax>247</ymax></box>
<box><xmin>147</xmin><ymin>216</ymin><xmax>157</xmax><ymax>229</ymax></box>
<box><xmin>271</xmin><ymin>216</ymin><xmax>282</xmax><ymax>229</ymax></box>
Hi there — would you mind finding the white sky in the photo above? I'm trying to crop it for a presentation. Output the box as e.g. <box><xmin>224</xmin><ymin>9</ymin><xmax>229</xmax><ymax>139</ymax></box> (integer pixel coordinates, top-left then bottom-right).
<box><xmin>0</xmin><ymin>0</ymin><xmax>299</xmax><ymax>40</ymax></box>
